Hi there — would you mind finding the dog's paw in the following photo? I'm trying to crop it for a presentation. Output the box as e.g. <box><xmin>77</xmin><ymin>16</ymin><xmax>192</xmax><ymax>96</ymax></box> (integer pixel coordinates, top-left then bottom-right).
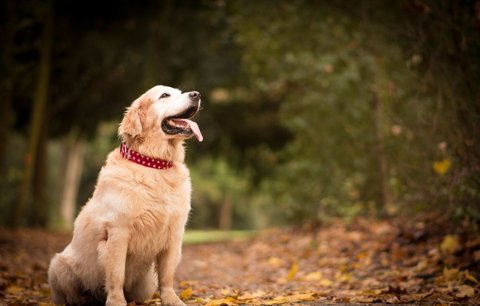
<box><xmin>161</xmin><ymin>293</ymin><xmax>187</xmax><ymax>306</ymax></box>
<box><xmin>106</xmin><ymin>294</ymin><xmax>127</xmax><ymax>306</ymax></box>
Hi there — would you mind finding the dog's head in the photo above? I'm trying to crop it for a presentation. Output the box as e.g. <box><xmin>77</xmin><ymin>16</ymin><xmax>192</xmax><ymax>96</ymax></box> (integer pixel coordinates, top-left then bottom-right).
<box><xmin>119</xmin><ymin>85</ymin><xmax>203</xmax><ymax>147</ymax></box>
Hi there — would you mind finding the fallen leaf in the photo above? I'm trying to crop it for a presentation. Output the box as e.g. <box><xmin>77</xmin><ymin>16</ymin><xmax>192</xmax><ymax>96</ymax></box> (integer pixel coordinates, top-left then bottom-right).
<box><xmin>464</xmin><ymin>270</ymin><xmax>479</xmax><ymax>284</ymax></box>
<box><xmin>350</xmin><ymin>295</ymin><xmax>376</xmax><ymax>303</ymax></box>
<box><xmin>264</xmin><ymin>292</ymin><xmax>316</xmax><ymax>305</ymax></box>
<box><xmin>319</xmin><ymin>278</ymin><xmax>333</xmax><ymax>287</ymax></box>
<box><xmin>179</xmin><ymin>279</ymin><xmax>198</xmax><ymax>288</ymax></box>
<box><xmin>205</xmin><ymin>296</ymin><xmax>239</xmax><ymax>306</ymax></box>
<box><xmin>443</xmin><ymin>267</ymin><xmax>460</xmax><ymax>282</ymax></box>
<box><xmin>440</xmin><ymin>235</ymin><xmax>460</xmax><ymax>254</ymax></box>
<box><xmin>143</xmin><ymin>298</ymin><xmax>161</xmax><ymax>305</ymax></box>
<box><xmin>362</xmin><ymin>288</ymin><xmax>383</xmax><ymax>296</ymax></box>
<box><xmin>267</xmin><ymin>257</ymin><xmax>283</xmax><ymax>267</ymax></box>
<box><xmin>335</xmin><ymin>272</ymin><xmax>352</xmax><ymax>282</ymax></box>
<box><xmin>409</xmin><ymin>289</ymin><xmax>434</xmax><ymax>301</ymax></box>
<box><xmin>381</xmin><ymin>285</ymin><xmax>407</xmax><ymax>295</ymax></box>
<box><xmin>455</xmin><ymin>285</ymin><xmax>475</xmax><ymax>298</ymax></box>
<box><xmin>433</xmin><ymin>159</ymin><xmax>451</xmax><ymax>175</ymax></box>
<box><xmin>385</xmin><ymin>295</ymin><xmax>400</xmax><ymax>303</ymax></box>
<box><xmin>6</xmin><ymin>285</ymin><xmax>23</xmax><ymax>294</ymax></box>
<box><xmin>304</xmin><ymin>271</ymin><xmax>322</xmax><ymax>281</ymax></box>
<box><xmin>237</xmin><ymin>290</ymin><xmax>266</xmax><ymax>300</ymax></box>
<box><xmin>286</xmin><ymin>262</ymin><xmax>298</xmax><ymax>281</ymax></box>
<box><xmin>179</xmin><ymin>287</ymin><xmax>193</xmax><ymax>300</ymax></box>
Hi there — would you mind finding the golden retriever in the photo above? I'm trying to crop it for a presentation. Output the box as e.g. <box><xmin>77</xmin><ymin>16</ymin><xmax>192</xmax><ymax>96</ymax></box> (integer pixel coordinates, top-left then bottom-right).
<box><xmin>48</xmin><ymin>85</ymin><xmax>203</xmax><ymax>306</ymax></box>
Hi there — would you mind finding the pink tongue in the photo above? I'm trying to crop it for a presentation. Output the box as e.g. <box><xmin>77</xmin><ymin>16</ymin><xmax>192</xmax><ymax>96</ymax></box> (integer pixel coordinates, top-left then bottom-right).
<box><xmin>175</xmin><ymin>119</ymin><xmax>203</xmax><ymax>142</ymax></box>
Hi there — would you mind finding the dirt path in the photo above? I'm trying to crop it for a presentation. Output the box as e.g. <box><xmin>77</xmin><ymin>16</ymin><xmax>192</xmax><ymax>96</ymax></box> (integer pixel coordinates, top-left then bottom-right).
<box><xmin>1</xmin><ymin>216</ymin><xmax>479</xmax><ymax>305</ymax></box>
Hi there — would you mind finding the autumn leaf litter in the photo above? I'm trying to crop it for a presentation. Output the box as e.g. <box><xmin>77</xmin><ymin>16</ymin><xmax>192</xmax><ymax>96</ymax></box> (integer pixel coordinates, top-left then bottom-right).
<box><xmin>0</xmin><ymin>215</ymin><xmax>479</xmax><ymax>305</ymax></box>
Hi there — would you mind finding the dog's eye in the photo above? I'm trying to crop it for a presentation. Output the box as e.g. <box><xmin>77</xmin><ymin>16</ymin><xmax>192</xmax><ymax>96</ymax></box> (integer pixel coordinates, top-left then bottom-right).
<box><xmin>160</xmin><ymin>93</ymin><xmax>170</xmax><ymax>99</ymax></box>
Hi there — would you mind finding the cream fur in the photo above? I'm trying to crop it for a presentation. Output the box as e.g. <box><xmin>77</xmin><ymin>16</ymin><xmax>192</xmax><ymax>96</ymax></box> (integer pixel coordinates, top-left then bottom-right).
<box><xmin>48</xmin><ymin>85</ymin><xmax>201</xmax><ymax>306</ymax></box>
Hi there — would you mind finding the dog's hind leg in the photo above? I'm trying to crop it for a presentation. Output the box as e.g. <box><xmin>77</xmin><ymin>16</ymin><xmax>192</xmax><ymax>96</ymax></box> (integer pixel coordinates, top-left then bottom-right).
<box><xmin>48</xmin><ymin>254</ymin><xmax>84</xmax><ymax>305</ymax></box>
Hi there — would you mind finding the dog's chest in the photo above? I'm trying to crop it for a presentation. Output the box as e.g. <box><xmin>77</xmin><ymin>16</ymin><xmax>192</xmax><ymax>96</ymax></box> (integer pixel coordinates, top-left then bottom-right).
<box><xmin>127</xmin><ymin>174</ymin><xmax>191</xmax><ymax>261</ymax></box>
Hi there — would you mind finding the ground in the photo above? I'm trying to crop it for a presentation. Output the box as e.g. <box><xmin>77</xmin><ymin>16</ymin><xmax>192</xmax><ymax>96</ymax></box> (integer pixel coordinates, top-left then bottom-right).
<box><xmin>0</xmin><ymin>215</ymin><xmax>479</xmax><ymax>305</ymax></box>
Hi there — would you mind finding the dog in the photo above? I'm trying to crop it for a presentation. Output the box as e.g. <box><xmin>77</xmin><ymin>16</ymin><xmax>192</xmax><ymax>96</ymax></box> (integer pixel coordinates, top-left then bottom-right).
<box><xmin>48</xmin><ymin>85</ymin><xmax>203</xmax><ymax>306</ymax></box>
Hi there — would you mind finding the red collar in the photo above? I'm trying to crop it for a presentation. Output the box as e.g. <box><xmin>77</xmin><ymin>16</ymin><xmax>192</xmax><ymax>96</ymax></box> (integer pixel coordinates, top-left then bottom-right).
<box><xmin>120</xmin><ymin>143</ymin><xmax>173</xmax><ymax>170</ymax></box>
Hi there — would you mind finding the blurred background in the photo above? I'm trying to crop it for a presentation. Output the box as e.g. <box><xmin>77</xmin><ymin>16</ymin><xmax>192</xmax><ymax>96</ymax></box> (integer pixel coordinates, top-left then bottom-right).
<box><xmin>0</xmin><ymin>0</ymin><xmax>479</xmax><ymax>230</ymax></box>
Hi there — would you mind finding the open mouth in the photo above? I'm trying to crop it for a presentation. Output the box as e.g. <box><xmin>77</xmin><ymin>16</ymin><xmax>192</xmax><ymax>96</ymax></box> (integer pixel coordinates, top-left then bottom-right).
<box><xmin>161</xmin><ymin>105</ymin><xmax>203</xmax><ymax>141</ymax></box>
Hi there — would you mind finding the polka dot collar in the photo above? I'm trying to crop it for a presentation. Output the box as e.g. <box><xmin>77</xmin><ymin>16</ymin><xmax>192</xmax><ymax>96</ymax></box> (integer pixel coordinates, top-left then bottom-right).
<box><xmin>120</xmin><ymin>143</ymin><xmax>173</xmax><ymax>170</ymax></box>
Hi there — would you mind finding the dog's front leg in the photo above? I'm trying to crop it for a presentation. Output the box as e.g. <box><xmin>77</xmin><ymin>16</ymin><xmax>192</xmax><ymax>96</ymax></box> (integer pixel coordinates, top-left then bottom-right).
<box><xmin>98</xmin><ymin>227</ymin><xmax>130</xmax><ymax>306</ymax></box>
<box><xmin>156</xmin><ymin>236</ymin><xmax>186</xmax><ymax>306</ymax></box>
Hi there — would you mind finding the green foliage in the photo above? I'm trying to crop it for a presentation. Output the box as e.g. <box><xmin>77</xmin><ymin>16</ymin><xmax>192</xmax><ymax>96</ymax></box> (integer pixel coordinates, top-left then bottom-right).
<box><xmin>189</xmin><ymin>157</ymin><xmax>256</xmax><ymax>229</ymax></box>
<box><xmin>1</xmin><ymin>0</ymin><xmax>479</xmax><ymax>228</ymax></box>
<box><xmin>230</xmin><ymin>0</ymin><xmax>477</xmax><ymax>223</ymax></box>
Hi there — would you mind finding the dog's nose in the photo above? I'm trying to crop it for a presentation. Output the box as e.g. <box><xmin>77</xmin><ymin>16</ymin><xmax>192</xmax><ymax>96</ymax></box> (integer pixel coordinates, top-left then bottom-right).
<box><xmin>189</xmin><ymin>91</ymin><xmax>201</xmax><ymax>101</ymax></box>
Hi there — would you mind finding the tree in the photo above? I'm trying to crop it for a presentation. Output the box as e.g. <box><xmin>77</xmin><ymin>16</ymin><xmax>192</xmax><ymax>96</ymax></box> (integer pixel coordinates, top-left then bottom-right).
<box><xmin>15</xmin><ymin>0</ymin><xmax>54</xmax><ymax>227</ymax></box>
<box><xmin>229</xmin><ymin>0</ymin><xmax>478</xmax><ymax>223</ymax></box>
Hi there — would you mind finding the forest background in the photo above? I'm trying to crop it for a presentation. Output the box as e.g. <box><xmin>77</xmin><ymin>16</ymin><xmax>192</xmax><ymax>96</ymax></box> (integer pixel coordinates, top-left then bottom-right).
<box><xmin>1</xmin><ymin>0</ymin><xmax>479</xmax><ymax>232</ymax></box>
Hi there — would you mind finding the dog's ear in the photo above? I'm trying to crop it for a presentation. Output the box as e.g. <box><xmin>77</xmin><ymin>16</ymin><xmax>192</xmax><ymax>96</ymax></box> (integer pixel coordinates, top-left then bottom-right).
<box><xmin>118</xmin><ymin>103</ymin><xmax>144</xmax><ymax>146</ymax></box>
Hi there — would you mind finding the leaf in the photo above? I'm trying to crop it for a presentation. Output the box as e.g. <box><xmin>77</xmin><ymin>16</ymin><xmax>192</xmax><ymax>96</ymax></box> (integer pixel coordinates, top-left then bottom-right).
<box><xmin>362</xmin><ymin>288</ymin><xmax>383</xmax><ymax>296</ymax></box>
<box><xmin>286</xmin><ymin>262</ymin><xmax>298</xmax><ymax>281</ymax></box>
<box><xmin>304</xmin><ymin>271</ymin><xmax>323</xmax><ymax>281</ymax></box>
<box><xmin>264</xmin><ymin>292</ymin><xmax>316</xmax><ymax>305</ymax></box>
<box><xmin>205</xmin><ymin>296</ymin><xmax>239</xmax><ymax>306</ymax></box>
<box><xmin>443</xmin><ymin>267</ymin><xmax>461</xmax><ymax>282</ymax></box>
<box><xmin>5</xmin><ymin>285</ymin><xmax>23</xmax><ymax>294</ymax></box>
<box><xmin>433</xmin><ymin>159</ymin><xmax>451</xmax><ymax>175</ymax></box>
<box><xmin>179</xmin><ymin>287</ymin><xmax>193</xmax><ymax>300</ymax></box>
<box><xmin>179</xmin><ymin>279</ymin><xmax>198</xmax><ymax>287</ymax></box>
<box><xmin>319</xmin><ymin>278</ymin><xmax>333</xmax><ymax>287</ymax></box>
<box><xmin>237</xmin><ymin>290</ymin><xmax>266</xmax><ymax>300</ymax></box>
<box><xmin>455</xmin><ymin>285</ymin><xmax>475</xmax><ymax>298</ymax></box>
<box><xmin>440</xmin><ymin>235</ymin><xmax>460</xmax><ymax>254</ymax></box>
<box><xmin>267</xmin><ymin>257</ymin><xmax>283</xmax><ymax>267</ymax></box>
<box><xmin>464</xmin><ymin>270</ymin><xmax>479</xmax><ymax>284</ymax></box>
<box><xmin>409</xmin><ymin>289</ymin><xmax>434</xmax><ymax>301</ymax></box>
<box><xmin>336</xmin><ymin>272</ymin><xmax>352</xmax><ymax>282</ymax></box>
<box><xmin>143</xmin><ymin>298</ymin><xmax>161</xmax><ymax>305</ymax></box>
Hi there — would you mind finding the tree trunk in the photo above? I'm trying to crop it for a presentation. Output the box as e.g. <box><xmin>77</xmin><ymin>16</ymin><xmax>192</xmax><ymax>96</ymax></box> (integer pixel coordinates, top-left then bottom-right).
<box><xmin>15</xmin><ymin>0</ymin><xmax>54</xmax><ymax>227</ymax></box>
<box><xmin>31</xmin><ymin>123</ymin><xmax>48</xmax><ymax>226</ymax></box>
<box><xmin>219</xmin><ymin>193</ymin><xmax>233</xmax><ymax>230</ymax></box>
<box><xmin>372</xmin><ymin>91</ymin><xmax>390</xmax><ymax>213</ymax></box>
<box><xmin>59</xmin><ymin>138</ymin><xmax>85</xmax><ymax>229</ymax></box>
<box><xmin>0</xmin><ymin>0</ymin><xmax>15</xmax><ymax>173</ymax></box>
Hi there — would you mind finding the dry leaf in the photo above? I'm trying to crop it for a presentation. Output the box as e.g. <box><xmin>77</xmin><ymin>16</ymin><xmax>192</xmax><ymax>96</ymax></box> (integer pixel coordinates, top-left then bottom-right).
<box><xmin>409</xmin><ymin>289</ymin><xmax>434</xmax><ymax>301</ymax></box>
<box><xmin>304</xmin><ymin>271</ymin><xmax>322</xmax><ymax>281</ymax></box>
<box><xmin>205</xmin><ymin>296</ymin><xmax>239</xmax><ymax>306</ymax></box>
<box><xmin>440</xmin><ymin>235</ymin><xmax>460</xmax><ymax>254</ymax></box>
<box><xmin>464</xmin><ymin>270</ymin><xmax>479</xmax><ymax>284</ymax></box>
<box><xmin>264</xmin><ymin>292</ymin><xmax>315</xmax><ymax>305</ymax></box>
<box><xmin>237</xmin><ymin>290</ymin><xmax>266</xmax><ymax>300</ymax></box>
<box><xmin>319</xmin><ymin>278</ymin><xmax>333</xmax><ymax>287</ymax></box>
<box><xmin>433</xmin><ymin>159</ymin><xmax>451</xmax><ymax>175</ymax></box>
<box><xmin>443</xmin><ymin>267</ymin><xmax>460</xmax><ymax>282</ymax></box>
<box><xmin>336</xmin><ymin>272</ymin><xmax>352</xmax><ymax>282</ymax></box>
<box><xmin>455</xmin><ymin>285</ymin><xmax>475</xmax><ymax>298</ymax></box>
<box><xmin>6</xmin><ymin>285</ymin><xmax>23</xmax><ymax>294</ymax></box>
<box><xmin>287</xmin><ymin>262</ymin><xmax>298</xmax><ymax>281</ymax></box>
<box><xmin>267</xmin><ymin>257</ymin><xmax>283</xmax><ymax>267</ymax></box>
<box><xmin>179</xmin><ymin>287</ymin><xmax>193</xmax><ymax>300</ymax></box>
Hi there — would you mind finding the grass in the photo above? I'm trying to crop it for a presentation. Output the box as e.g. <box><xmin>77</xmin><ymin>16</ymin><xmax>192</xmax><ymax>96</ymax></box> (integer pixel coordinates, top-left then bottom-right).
<box><xmin>183</xmin><ymin>230</ymin><xmax>256</xmax><ymax>245</ymax></box>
